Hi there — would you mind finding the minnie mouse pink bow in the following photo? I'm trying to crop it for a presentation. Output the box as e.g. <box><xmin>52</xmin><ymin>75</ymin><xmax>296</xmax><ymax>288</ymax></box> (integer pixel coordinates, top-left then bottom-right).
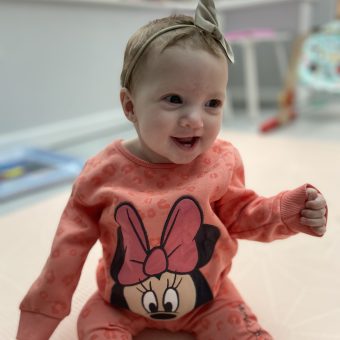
<box><xmin>114</xmin><ymin>196</ymin><xmax>202</xmax><ymax>285</ymax></box>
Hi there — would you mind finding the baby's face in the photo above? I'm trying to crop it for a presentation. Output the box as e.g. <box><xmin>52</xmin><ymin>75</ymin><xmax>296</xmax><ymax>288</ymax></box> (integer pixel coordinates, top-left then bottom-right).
<box><xmin>122</xmin><ymin>45</ymin><xmax>228</xmax><ymax>164</ymax></box>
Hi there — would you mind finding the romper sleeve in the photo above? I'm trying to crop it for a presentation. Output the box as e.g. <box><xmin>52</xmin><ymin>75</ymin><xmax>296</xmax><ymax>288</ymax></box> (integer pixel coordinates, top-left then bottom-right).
<box><xmin>16</xmin><ymin>169</ymin><xmax>100</xmax><ymax>340</ymax></box>
<box><xmin>215</xmin><ymin>146</ymin><xmax>327</xmax><ymax>242</ymax></box>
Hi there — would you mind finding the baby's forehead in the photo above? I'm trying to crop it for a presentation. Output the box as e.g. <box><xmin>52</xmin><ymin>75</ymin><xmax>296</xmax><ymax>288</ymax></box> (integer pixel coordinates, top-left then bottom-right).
<box><xmin>136</xmin><ymin>44</ymin><xmax>226</xmax><ymax>77</ymax></box>
<box><xmin>136</xmin><ymin>47</ymin><xmax>228</xmax><ymax>92</ymax></box>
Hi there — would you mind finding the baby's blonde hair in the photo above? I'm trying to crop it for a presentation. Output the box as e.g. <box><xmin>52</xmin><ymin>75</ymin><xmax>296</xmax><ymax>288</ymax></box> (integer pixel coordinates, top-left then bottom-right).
<box><xmin>120</xmin><ymin>14</ymin><xmax>226</xmax><ymax>92</ymax></box>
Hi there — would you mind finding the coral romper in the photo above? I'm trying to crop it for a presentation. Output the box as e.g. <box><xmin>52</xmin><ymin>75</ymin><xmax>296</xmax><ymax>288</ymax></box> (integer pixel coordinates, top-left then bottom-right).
<box><xmin>17</xmin><ymin>139</ymin><xmax>322</xmax><ymax>339</ymax></box>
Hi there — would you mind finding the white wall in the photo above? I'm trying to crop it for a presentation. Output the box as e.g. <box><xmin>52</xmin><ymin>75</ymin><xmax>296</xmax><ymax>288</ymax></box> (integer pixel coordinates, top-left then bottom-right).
<box><xmin>0</xmin><ymin>1</ymin><xmax>171</xmax><ymax>134</ymax></box>
<box><xmin>0</xmin><ymin>0</ymin><xmax>335</xmax><ymax>136</ymax></box>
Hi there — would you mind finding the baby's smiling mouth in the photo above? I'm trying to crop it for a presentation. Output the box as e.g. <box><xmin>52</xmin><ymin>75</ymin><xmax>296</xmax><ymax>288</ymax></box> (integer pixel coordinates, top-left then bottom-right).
<box><xmin>171</xmin><ymin>136</ymin><xmax>200</xmax><ymax>149</ymax></box>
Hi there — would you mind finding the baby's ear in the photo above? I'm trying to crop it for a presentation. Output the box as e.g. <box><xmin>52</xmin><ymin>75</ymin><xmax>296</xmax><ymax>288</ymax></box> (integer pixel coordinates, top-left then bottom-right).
<box><xmin>120</xmin><ymin>88</ymin><xmax>136</xmax><ymax>122</ymax></box>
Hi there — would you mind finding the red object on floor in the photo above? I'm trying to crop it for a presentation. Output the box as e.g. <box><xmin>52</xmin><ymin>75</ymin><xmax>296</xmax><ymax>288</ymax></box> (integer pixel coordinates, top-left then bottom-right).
<box><xmin>259</xmin><ymin>89</ymin><xmax>296</xmax><ymax>133</ymax></box>
<box><xmin>259</xmin><ymin>109</ymin><xmax>297</xmax><ymax>133</ymax></box>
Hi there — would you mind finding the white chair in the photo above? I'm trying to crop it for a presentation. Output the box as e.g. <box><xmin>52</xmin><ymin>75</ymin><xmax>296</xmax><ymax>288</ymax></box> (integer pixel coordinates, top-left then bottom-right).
<box><xmin>225</xmin><ymin>28</ymin><xmax>290</xmax><ymax>119</ymax></box>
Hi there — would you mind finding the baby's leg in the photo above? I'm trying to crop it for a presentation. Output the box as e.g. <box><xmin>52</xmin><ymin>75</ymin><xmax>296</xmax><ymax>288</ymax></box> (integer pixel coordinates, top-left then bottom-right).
<box><xmin>77</xmin><ymin>292</ymin><xmax>146</xmax><ymax>340</ymax></box>
<box><xmin>188</xmin><ymin>278</ymin><xmax>273</xmax><ymax>340</ymax></box>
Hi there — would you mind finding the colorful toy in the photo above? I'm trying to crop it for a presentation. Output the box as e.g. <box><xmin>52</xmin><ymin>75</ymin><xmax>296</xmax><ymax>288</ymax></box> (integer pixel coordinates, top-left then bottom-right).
<box><xmin>260</xmin><ymin>0</ymin><xmax>340</xmax><ymax>133</ymax></box>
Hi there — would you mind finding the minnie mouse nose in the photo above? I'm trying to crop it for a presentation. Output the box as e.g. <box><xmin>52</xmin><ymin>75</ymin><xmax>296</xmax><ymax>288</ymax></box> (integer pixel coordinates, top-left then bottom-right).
<box><xmin>144</xmin><ymin>247</ymin><xmax>167</xmax><ymax>276</ymax></box>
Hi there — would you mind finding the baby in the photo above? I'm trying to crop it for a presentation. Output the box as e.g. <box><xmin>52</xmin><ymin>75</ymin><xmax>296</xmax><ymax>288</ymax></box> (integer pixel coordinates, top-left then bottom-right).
<box><xmin>17</xmin><ymin>0</ymin><xmax>327</xmax><ymax>339</ymax></box>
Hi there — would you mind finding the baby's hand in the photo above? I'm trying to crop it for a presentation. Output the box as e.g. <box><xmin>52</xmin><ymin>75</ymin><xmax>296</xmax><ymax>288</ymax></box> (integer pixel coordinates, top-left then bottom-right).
<box><xmin>300</xmin><ymin>188</ymin><xmax>327</xmax><ymax>235</ymax></box>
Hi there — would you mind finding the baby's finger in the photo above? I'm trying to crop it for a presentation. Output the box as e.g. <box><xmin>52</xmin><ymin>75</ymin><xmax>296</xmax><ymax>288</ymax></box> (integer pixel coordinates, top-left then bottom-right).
<box><xmin>300</xmin><ymin>216</ymin><xmax>327</xmax><ymax>228</ymax></box>
<box><xmin>305</xmin><ymin>194</ymin><xmax>326</xmax><ymax>210</ymax></box>
<box><xmin>310</xmin><ymin>225</ymin><xmax>326</xmax><ymax>236</ymax></box>
<box><xmin>301</xmin><ymin>208</ymin><xmax>326</xmax><ymax>219</ymax></box>
<box><xmin>306</xmin><ymin>188</ymin><xmax>318</xmax><ymax>201</ymax></box>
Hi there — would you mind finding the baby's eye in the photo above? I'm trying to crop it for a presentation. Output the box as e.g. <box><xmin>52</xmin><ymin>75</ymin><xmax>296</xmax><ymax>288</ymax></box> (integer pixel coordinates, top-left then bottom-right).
<box><xmin>206</xmin><ymin>99</ymin><xmax>222</xmax><ymax>108</ymax></box>
<box><xmin>164</xmin><ymin>95</ymin><xmax>183</xmax><ymax>104</ymax></box>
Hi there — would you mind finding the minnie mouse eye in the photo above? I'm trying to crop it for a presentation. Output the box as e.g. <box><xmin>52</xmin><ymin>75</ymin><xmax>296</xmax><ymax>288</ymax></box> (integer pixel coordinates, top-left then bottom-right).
<box><xmin>163</xmin><ymin>288</ymin><xmax>179</xmax><ymax>313</ymax></box>
<box><xmin>142</xmin><ymin>290</ymin><xmax>158</xmax><ymax>313</ymax></box>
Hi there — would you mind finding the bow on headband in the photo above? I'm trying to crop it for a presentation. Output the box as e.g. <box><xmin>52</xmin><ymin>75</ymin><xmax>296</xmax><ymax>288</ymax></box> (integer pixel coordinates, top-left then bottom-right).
<box><xmin>195</xmin><ymin>0</ymin><xmax>234</xmax><ymax>63</ymax></box>
<box><xmin>122</xmin><ymin>0</ymin><xmax>234</xmax><ymax>88</ymax></box>
<box><xmin>114</xmin><ymin>197</ymin><xmax>202</xmax><ymax>285</ymax></box>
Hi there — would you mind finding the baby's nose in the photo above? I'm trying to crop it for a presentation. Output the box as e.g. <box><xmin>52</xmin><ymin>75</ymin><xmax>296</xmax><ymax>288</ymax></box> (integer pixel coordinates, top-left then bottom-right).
<box><xmin>179</xmin><ymin>111</ymin><xmax>204</xmax><ymax>129</ymax></box>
